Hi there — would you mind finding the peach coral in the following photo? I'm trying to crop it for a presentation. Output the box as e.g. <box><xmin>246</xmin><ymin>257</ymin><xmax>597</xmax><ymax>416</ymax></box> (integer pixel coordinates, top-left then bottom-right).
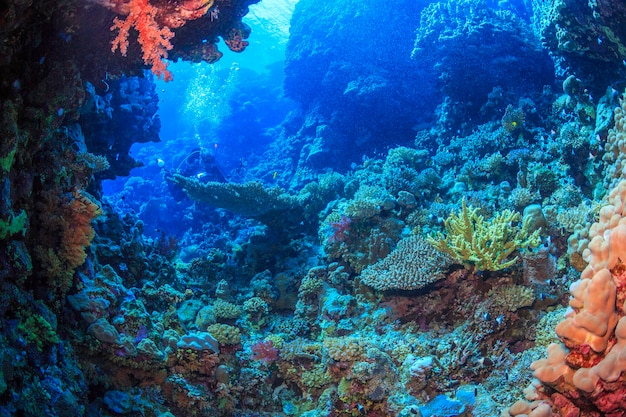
<box><xmin>61</xmin><ymin>190</ymin><xmax>104</xmax><ymax>269</ymax></box>
<box><xmin>508</xmin><ymin>180</ymin><xmax>626</xmax><ymax>416</ymax></box>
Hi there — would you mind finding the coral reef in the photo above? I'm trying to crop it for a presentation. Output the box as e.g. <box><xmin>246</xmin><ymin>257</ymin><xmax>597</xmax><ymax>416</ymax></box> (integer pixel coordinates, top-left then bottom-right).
<box><xmin>3</xmin><ymin>0</ymin><xmax>626</xmax><ymax>415</ymax></box>
<box><xmin>412</xmin><ymin>0</ymin><xmax>553</xmax><ymax>132</ymax></box>
<box><xmin>507</xmin><ymin>179</ymin><xmax>626</xmax><ymax>416</ymax></box>
<box><xmin>280</xmin><ymin>0</ymin><xmax>437</xmax><ymax>177</ymax></box>
<box><xmin>536</xmin><ymin>0</ymin><xmax>626</xmax><ymax>93</ymax></box>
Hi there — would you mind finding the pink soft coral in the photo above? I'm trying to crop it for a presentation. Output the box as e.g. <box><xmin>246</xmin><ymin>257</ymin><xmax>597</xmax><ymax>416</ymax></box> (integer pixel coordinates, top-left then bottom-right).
<box><xmin>327</xmin><ymin>215</ymin><xmax>352</xmax><ymax>244</ymax></box>
<box><xmin>250</xmin><ymin>340</ymin><xmax>279</xmax><ymax>364</ymax></box>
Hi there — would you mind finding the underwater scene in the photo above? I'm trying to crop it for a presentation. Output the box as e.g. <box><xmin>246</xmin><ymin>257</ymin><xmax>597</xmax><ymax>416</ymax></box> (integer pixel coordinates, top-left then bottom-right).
<box><xmin>2</xmin><ymin>0</ymin><xmax>626</xmax><ymax>415</ymax></box>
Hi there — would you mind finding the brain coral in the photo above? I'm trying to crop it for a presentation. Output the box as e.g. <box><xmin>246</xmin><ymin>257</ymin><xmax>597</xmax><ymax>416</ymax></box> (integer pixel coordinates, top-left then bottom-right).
<box><xmin>359</xmin><ymin>236</ymin><xmax>452</xmax><ymax>291</ymax></box>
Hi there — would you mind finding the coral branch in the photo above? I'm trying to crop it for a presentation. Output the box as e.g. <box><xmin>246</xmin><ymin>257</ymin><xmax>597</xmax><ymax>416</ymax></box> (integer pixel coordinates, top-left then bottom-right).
<box><xmin>110</xmin><ymin>0</ymin><xmax>175</xmax><ymax>81</ymax></box>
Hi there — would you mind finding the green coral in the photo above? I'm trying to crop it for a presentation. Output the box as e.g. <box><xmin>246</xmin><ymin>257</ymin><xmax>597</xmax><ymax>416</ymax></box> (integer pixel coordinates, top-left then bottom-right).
<box><xmin>213</xmin><ymin>299</ymin><xmax>242</xmax><ymax>320</ymax></box>
<box><xmin>427</xmin><ymin>199</ymin><xmax>541</xmax><ymax>271</ymax></box>
<box><xmin>207</xmin><ymin>323</ymin><xmax>241</xmax><ymax>345</ymax></box>
<box><xmin>17</xmin><ymin>314</ymin><xmax>59</xmax><ymax>351</ymax></box>
<box><xmin>0</xmin><ymin>146</ymin><xmax>16</xmax><ymax>173</ymax></box>
<box><xmin>0</xmin><ymin>210</ymin><xmax>27</xmax><ymax>240</ymax></box>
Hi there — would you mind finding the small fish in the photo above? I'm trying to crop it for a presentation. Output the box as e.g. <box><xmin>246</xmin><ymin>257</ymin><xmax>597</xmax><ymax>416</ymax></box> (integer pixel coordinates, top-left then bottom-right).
<box><xmin>273</xmin><ymin>171</ymin><xmax>277</xmax><ymax>180</ymax></box>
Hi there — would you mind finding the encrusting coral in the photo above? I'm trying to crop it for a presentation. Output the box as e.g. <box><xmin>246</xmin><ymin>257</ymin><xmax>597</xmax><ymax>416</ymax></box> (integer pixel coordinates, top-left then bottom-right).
<box><xmin>428</xmin><ymin>198</ymin><xmax>541</xmax><ymax>271</ymax></box>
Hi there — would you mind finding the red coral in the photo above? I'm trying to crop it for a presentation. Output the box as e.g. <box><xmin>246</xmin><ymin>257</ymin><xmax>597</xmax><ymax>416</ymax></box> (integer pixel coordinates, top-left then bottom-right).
<box><xmin>552</xmin><ymin>393</ymin><xmax>583</xmax><ymax>417</ymax></box>
<box><xmin>327</xmin><ymin>215</ymin><xmax>352</xmax><ymax>244</ymax></box>
<box><xmin>110</xmin><ymin>0</ymin><xmax>175</xmax><ymax>81</ymax></box>
<box><xmin>155</xmin><ymin>231</ymin><xmax>179</xmax><ymax>260</ymax></box>
<box><xmin>250</xmin><ymin>340</ymin><xmax>279</xmax><ymax>364</ymax></box>
<box><xmin>565</xmin><ymin>342</ymin><xmax>605</xmax><ymax>369</ymax></box>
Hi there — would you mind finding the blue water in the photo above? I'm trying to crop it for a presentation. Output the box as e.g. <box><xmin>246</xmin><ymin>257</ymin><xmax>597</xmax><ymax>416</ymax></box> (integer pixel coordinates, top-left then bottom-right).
<box><xmin>102</xmin><ymin>0</ymin><xmax>297</xmax><ymax>236</ymax></box>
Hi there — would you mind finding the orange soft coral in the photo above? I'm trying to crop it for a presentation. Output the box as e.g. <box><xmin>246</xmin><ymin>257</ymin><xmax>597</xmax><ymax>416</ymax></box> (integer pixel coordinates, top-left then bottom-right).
<box><xmin>60</xmin><ymin>190</ymin><xmax>104</xmax><ymax>269</ymax></box>
<box><xmin>110</xmin><ymin>0</ymin><xmax>175</xmax><ymax>81</ymax></box>
<box><xmin>35</xmin><ymin>189</ymin><xmax>103</xmax><ymax>296</ymax></box>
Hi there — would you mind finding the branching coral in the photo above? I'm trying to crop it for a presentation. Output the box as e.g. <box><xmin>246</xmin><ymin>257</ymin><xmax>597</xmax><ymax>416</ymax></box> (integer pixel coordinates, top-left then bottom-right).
<box><xmin>90</xmin><ymin>0</ymin><xmax>260</xmax><ymax>82</ymax></box>
<box><xmin>325</xmin><ymin>214</ymin><xmax>352</xmax><ymax>244</ymax></box>
<box><xmin>106</xmin><ymin>0</ymin><xmax>218</xmax><ymax>80</ymax></box>
<box><xmin>17</xmin><ymin>314</ymin><xmax>60</xmax><ymax>351</ymax></box>
<box><xmin>110</xmin><ymin>0</ymin><xmax>176</xmax><ymax>81</ymax></box>
<box><xmin>427</xmin><ymin>199</ymin><xmax>541</xmax><ymax>271</ymax></box>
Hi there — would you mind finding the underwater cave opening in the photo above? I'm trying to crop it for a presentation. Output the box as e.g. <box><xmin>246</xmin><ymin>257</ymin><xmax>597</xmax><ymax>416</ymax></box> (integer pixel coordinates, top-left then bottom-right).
<box><xmin>100</xmin><ymin>0</ymin><xmax>299</xmax><ymax>240</ymax></box>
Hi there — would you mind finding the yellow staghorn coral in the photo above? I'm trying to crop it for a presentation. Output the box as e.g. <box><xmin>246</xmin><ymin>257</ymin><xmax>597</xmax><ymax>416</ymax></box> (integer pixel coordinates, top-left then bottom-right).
<box><xmin>427</xmin><ymin>199</ymin><xmax>541</xmax><ymax>271</ymax></box>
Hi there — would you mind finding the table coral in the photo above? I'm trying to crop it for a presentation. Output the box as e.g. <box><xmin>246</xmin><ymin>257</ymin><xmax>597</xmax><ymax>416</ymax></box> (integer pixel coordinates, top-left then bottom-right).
<box><xmin>170</xmin><ymin>174</ymin><xmax>309</xmax><ymax>231</ymax></box>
